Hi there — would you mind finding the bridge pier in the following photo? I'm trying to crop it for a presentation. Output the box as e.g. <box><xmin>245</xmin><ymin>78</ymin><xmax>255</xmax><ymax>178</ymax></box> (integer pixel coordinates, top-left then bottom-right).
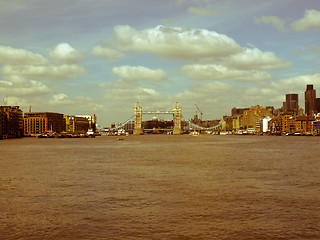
<box><xmin>173</xmin><ymin>102</ymin><xmax>183</xmax><ymax>135</ymax></box>
<box><xmin>133</xmin><ymin>102</ymin><xmax>144</xmax><ymax>135</ymax></box>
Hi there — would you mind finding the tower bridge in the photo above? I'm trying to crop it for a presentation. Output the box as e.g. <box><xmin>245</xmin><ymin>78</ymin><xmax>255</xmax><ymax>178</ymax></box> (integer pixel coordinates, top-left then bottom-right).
<box><xmin>109</xmin><ymin>102</ymin><xmax>221</xmax><ymax>134</ymax></box>
<box><xmin>133</xmin><ymin>102</ymin><xmax>183</xmax><ymax>135</ymax></box>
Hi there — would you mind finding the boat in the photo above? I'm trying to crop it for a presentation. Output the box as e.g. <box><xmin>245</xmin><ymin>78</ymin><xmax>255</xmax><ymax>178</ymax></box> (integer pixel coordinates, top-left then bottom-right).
<box><xmin>86</xmin><ymin>129</ymin><xmax>95</xmax><ymax>138</ymax></box>
<box><xmin>190</xmin><ymin>131</ymin><xmax>200</xmax><ymax>136</ymax></box>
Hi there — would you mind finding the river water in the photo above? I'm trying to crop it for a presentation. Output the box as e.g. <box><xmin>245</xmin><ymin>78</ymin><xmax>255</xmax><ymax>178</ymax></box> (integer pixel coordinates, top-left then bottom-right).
<box><xmin>0</xmin><ymin>135</ymin><xmax>319</xmax><ymax>239</ymax></box>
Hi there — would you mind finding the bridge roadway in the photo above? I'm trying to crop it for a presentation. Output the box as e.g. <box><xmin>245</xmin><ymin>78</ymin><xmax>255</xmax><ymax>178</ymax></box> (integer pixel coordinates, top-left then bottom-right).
<box><xmin>142</xmin><ymin>111</ymin><xmax>174</xmax><ymax>114</ymax></box>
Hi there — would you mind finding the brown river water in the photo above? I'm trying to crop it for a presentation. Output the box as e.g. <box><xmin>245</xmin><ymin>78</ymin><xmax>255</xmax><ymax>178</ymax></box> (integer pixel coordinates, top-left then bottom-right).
<box><xmin>0</xmin><ymin>135</ymin><xmax>319</xmax><ymax>239</ymax></box>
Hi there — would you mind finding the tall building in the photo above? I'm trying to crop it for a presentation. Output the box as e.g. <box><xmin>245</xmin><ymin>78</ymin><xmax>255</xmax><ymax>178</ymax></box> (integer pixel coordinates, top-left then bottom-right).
<box><xmin>0</xmin><ymin>106</ymin><xmax>24</xmax><ymax>139</ymax></box>
<box><xmin>24</xmin><ymin>112</ymin><xmax>64</xmax><ymax>135</ymax></box>
<box><xmin>283</xmin><ymin>94</ymin><xmax>299</xmax><ymax>115</ymax></box>
<box><xmin>65</xmin><ymin>115</ymin><xmax>90</xmax><ymax>133</ymax></box>
<box><xmin>0</xmin><ymin>107</ymin><xmax>4</xmax><ymax>139</ymax></box>
<box><xmin>75</xmin><ymin>114</ymin><xmax>96</xmax><ymax>132</ymax></box>
<box><xmin>305</xmin><ymin>85</ymin><xmax>316</xmax><ymax>115</ymax></box>
<box><xmin>316</xmin><ymin>98</ymin><xmax>320</xmax><ymax>114</ymax></box>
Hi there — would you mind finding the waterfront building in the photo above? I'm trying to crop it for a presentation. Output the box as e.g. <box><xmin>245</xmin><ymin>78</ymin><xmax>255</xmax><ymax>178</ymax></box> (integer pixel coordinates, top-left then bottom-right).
<box><xmin>231</xmin><ymin>107</ymin><xmax>249</xmax><ymax>116</ymax></box>
<box><xmin>65</xmin><ymin>115</ymin><xmax>90</xmax><ymax>133</ymax></box>
<box><xmin>0</xmin><ymin>106</ymin><xmax>24</xmax><ymax>139</ymax></box>
<box><xmin>240</xmin><ymin>105</ymin><xmax>274</xmax><ymax>131</ymax></box>
<box><xmin>75</xmin><ymin>114</ymin><xmax>97</xmax><ymax>132</ymax></box>
<box><xmin>294</xmin><ymin>116</ymin><xmax>315</xmax><ymax>133</ymax></box>
<box><xmin>232</xmin><ymin>115</ymin><xmax>241</xmax><ymax>131</ymax></box>
<box><xmin>305</xmin><ymin>85</ymin><xmax>316</xmax><ymax>115</ymax></box>
<box><xmin>314</xmin><ymin>120</ymin><xmax>320</xmax><ymax>133</ymax></box>
<box><xmin>279</xmin><ymin>112</ymin><xmax>315</xmax><ymax>133</ymax></box>
<box><xmin>283</xmin><ymin>94</ymin><xmax>299</xmax><ymax>115</ymax></box>
<box><xmin>281</xmin><ymin>111</ymin><xmax>295</xmax><ymax>133</ymax></box>
<box><xmin>24</xmin><ymin>112</ymin><xmax>64</xmax><ymax>135</ymax></box>
<box><xmin>0</xmin><ymin>107</ymin><xmax>3</xmax><ymax>139</ymax></box>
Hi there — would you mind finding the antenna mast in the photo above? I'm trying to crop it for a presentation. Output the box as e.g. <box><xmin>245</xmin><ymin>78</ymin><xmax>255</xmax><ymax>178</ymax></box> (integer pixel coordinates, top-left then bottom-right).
<box><xmin>3</xmin><ymin>96</ymin><xmax>8</xmax><ymax>105</ymax></box>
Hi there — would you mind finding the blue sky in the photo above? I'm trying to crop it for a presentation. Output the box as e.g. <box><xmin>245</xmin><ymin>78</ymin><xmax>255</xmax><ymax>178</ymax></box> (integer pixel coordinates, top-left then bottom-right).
<box><xmin>1</xmin><ymin>0</ymin><xmax>320</xmax><ymax>125</ymax></box>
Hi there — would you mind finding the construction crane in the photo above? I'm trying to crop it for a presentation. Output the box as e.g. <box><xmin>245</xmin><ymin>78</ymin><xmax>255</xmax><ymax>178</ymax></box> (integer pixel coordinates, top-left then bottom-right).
<box><xmin>195</xmin><ymin>104</ymin><xmax>203</xmax><ymax>121</ymax></box>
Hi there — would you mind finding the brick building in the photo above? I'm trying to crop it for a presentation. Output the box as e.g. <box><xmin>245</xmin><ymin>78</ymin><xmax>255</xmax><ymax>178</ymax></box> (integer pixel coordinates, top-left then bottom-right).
<box><xmin>0</xmin><ymin>106</ymin><xmax>24</xmax><ymax>139</ymax></box>
<box><xmin>24</xmin><ymin>112</ymin><xmax>65</xmax><ymax>135</ymax></box>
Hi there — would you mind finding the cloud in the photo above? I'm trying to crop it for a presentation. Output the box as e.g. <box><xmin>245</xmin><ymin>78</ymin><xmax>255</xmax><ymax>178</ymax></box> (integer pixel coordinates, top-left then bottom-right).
<box><xmin>49</xmin><ymin>93</ymin><xmax>73</xmax><ymax>105</ymax></box>
<box><xmin>91</xmin><ymin>45</ymin><xmax>124</xmax><ymax>61</ymax></box>
<box><xmin>188</xmin><ymin>7</ymin><xmax>229</xmax><ymax>16</ymax></box>
<box><xmin>114</xmin><ymin>25</ymin><xmax>242</xmax><ymax>60</ymax></box>
<box><xmin>291</xmin><ymin>9</ymin><xmax>320</xmax><ymax>31</ymax></box>
<box><xmin>0</xmin><ymin>45</ymin><xmax>48</xmax><ymax>65</ymax></box>
<box><xmin>255</xmin><ymin>16</ymin><xmax>286</xmax><ymax>32</ymax></box>
<box><xmin>270</xmin><ymin>73</ymin><xmax>320</xmax><ymax>92</ymax></box>
<box><xmin>224</xmin><ymin>48</ymin><xmax>292</xmax><ymax>70</ymax></box>
<box><xmin>3</xmin><ymin>96</ymin><xmax>29</xmax><ymax>107</ymax></box>
<box><xmin>0</xmin><ymin>80</ymin><xmax>13</xmax><ymax>86</ymax></box>
<box><xmin>0</xmin><ymin>75</ymin><xmax>51</xmax><ymax>96</ymax></box>
<box><xmin>256</xmin><ymin>9</ymin><xmax>320</xmax><ymax>32</ymax></box>
<box><xmin>98</xmin><ymin>78</ymin><xmax>173</xmax><ymax>123</ymax></box>
<box><xmin>180</xmin><ymin>64</ymin><xmax>273</xmax><ymax>82</ymax></box>
<box><xmin>112</xmin><ymin>65</ymin><xmax>166</xmax><ymax>82</ymax></box>
<box><xmin>188</xmin><ymin>7</ymin><xmax>214</xmax><ymax>16</ymax></box>
<box><xmin>49</xmin><ymin>43</ymin><xmax>84</xmax><ymax>63</ymax></box>
<box><xmin>0</xmin><ymin>45</ymin><xmax>87</xmax><ymax>81</ymax></box>
<box><xmin>48</xmin><ymin>93</ymin><xmax>103</xmax><ymax>113</ymax></box>
<box><xmin>309</xmin><ymin>44</ymin><xmax>320</xmax><ymax>52</ymax></box>
<box><xmin>2</xmin><ymin>64</ymin><xmax>86</xmax><ymax>80</ymax></box>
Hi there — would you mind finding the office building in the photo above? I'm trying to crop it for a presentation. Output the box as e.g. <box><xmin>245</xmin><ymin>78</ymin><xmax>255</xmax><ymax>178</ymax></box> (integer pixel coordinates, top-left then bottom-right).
<box><xmin>283</xmin><ymin>94</ymin><xmax>299</xmax><ymax>115</ymax></box>
<box><xmin>305</xmin><ymin>85</ymin><xmax>316</xmax><ymax>115</ymax></box>
<box><xmin>0</xmin><ymin>106</ymin><xmax>24</xmax><ymax>139</ymax></box>
<box><xmin>24</xmin><ymin>112</ymin><xmax>64</xmax><ymax>135</ymax></box>
<box><xmin>240</xmin><ymin>105</ymin><xmax>274</xmax><ymax>131</ymax></box>
<box><xmin>65</xmin><ymin>115</ymin><xmax>90</xmax><ymax>133</ymax></box>
<box><xmin>75</xmin><ymin>115</ymin><xmax>96</xmax><ymax>132</ymax></box>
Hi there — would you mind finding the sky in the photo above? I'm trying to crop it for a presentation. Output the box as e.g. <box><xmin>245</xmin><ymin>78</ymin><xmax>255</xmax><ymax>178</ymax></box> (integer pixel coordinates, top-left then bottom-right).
<box><xmin>0</xmin><ymin>0</ymin><xmax>320</xmax><ymax>126</ymax></box>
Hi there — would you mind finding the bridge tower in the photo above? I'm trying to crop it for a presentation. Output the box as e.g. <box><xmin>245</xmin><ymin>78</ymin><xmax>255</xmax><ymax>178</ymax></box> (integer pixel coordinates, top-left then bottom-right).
<box><xmin>133</xmin><ymin>102</ymin><xmax>144</xmax><ymax>135</ymax></box>
<box><xmin>173</xmin><ymin>102</ymin><xmax>183</xmax><ymax>135</ymax></box>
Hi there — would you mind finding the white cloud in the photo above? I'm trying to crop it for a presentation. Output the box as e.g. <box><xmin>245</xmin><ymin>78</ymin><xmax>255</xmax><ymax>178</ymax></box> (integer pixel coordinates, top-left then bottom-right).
<box><xmin>0</xmin><ymin>80</ymin><xmax>13</xmax><ymax>86</ymax></box>
<box><xmin>2</xmin><ymin>64</ymin><xmax>86</xmax><ymax>80</ymax></box>
<box><xmin>180</xmin><ymin>64</ymin><xmax>273</xmax><ymax>82</ymax></box>
<box><xmin>49</xmin><ymin>93</ymin><xmax>73</xmax><ymax>105</ymax></box>
<box><xmin>0</xmin><ymin>76</ymin><xmax>50</xmax><ymax>96</ymax></box>
<box><xmin>255</xmin><ymin>16</ymin><xmax>286</xmax><ymax>32</ymax></box>
<box><xmin>114</xmin><ymin>25</ymin><xmax>242</xmax><ymax>60</ymax></box>
<box><xmin>48</xmin><ymin>94</ymin><xmax>103</xmax><ymax>114</ymax></box>
<box><xmin>256</xmin><ymin>9</ymin><xmax>320</xmax><ymax>32</ymax></box>
<box><xmin>0</xmin><ymin>45</ymin><xmax>48</xmax><ymax>65</ymax></box>
<box><xmin>224</xmin><ymin>48</ymin><xmax>292</xmax><ymax>70</ymax></box>
<box><xmin>270</xmin><ymin>73</ymin><xmax>320</xmax><ymax>92</ymax></box>
<box><xmin>112</xmin><ymin>65</ymin><xmax>166</xmax><ymax>82</ymax></box>
<box><xmin>91</xmin><ymin>45</ymin><xmax>124</xmax><ymax>61</ymax></box>
<box><xmin>291</xmin><ymin>9</ymin><xmax>320</xmax><ymax>31</ymax></box>
<box><xmin>4</xmin><ymin>96</ymin><xmax>29</xmax><ymax>107</ymax></box>
<box><xmin>0</xmin><ymin>45</ymin><xmax>87</xmax><ymax>81</ymax></box>
<box><xmin>49</xmin><ymin>43</ymin><xmax>84</xmax><ymax>63</ymax></box>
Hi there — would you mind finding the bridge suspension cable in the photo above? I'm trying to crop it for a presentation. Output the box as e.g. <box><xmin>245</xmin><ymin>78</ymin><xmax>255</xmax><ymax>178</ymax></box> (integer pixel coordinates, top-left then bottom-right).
<box><xmin>110</xmin><ymin>115</ymin><xmax>135</xmax><ymax>130</ymax></box>
<box><xmin>181</xmin><ymin>115</ymin><xmax>221</xmax><ymax>130</ymax></box>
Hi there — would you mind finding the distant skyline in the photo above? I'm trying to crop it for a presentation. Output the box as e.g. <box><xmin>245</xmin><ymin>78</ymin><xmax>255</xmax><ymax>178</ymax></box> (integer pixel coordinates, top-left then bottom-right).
<box><xmin>1</xmin><ymin>0</ymin><xmax>319</xmax><ymax>125</ymax></box>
